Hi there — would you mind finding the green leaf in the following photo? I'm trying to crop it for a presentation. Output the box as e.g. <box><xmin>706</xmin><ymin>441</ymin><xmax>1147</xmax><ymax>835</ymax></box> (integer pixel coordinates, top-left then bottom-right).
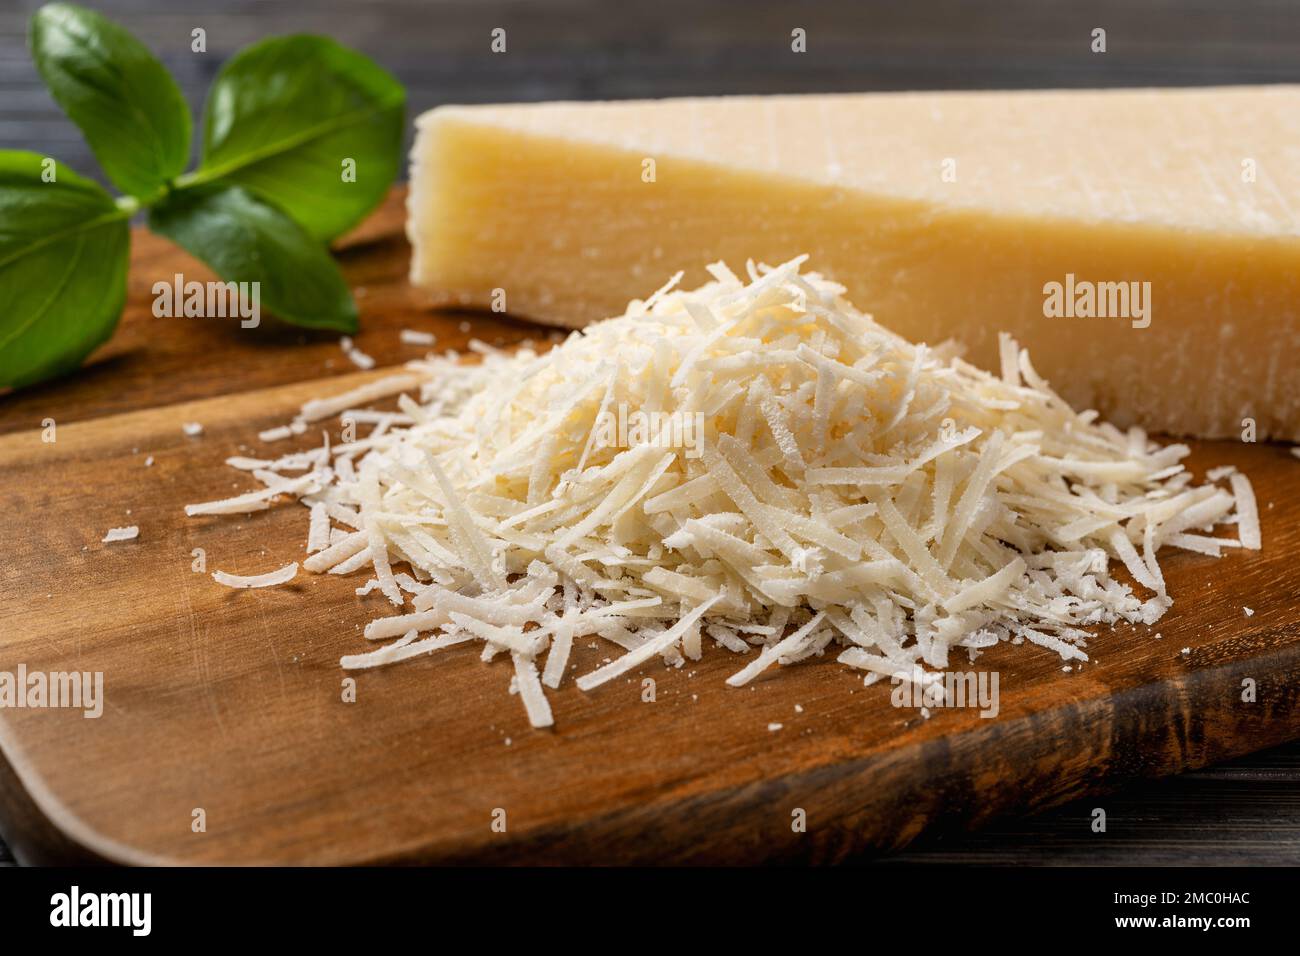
<box><xmin>193</xmin><ymin>34</ymin><xmax>404</xmax><ymax>242</ymax></box>
<box><xmin>28</xmin><ymin>2</ymin><xmax>191</xmax><ymax>202</ymax></box>
<box><xmin>0</xmin><ymin>151</ymin><xmax>130</xmax><ymax>389</ymax></box>
<box><xmin>148</xmin><ymin>184</ymin><xmax>358</xmax><ymax>333</ymax></box>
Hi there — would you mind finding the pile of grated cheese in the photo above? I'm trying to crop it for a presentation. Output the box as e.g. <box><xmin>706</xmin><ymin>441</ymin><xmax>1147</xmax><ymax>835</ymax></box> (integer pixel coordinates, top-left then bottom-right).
<box><xmin>186</xmin><ymin>256</ymin><xmax>1260</xmax><ymax>728</ymax></box>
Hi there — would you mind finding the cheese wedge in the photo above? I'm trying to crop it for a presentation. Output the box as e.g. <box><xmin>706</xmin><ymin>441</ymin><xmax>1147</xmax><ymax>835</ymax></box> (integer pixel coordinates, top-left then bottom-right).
<box><xmin>407</xmin><ymin>87</ymin><xmax>1300</xmax><ymax>439</ymax></box>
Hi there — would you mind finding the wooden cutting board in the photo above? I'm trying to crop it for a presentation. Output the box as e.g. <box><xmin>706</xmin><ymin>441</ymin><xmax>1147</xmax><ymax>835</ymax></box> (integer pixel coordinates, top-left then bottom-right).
<box><xmin>2</xmin><ymin>188</ymin><xmax>1298</xmax><ymax>865</ymax></box>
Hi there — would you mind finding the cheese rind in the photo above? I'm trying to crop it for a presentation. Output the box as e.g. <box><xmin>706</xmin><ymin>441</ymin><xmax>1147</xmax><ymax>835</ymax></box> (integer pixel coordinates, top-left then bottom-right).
<box><xmin>408</xmin><ymin>88</ymin><xmax>1300</xmax><ymax>439</ymax></box>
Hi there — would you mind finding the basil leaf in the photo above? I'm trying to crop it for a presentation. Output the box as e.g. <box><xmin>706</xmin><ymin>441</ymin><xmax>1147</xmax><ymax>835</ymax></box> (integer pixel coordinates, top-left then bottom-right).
<box><xmin>0</xmin><ymin>151</ymin><xmax>130</xmax><ymax>389</ymax></box>
<box><xmin>28</xmin><ymin>3</ymin><xmax>190</xmax><ymax>202</ymax></box>
<box><xmin>148</xmin><ymin>184</ymin><xmax>358</xmax><ymax>333</ymax></box>
<box><xmin>195</xmin><ymin>35</ymin><xmax>404</xmax><ymax>242</ymax></box>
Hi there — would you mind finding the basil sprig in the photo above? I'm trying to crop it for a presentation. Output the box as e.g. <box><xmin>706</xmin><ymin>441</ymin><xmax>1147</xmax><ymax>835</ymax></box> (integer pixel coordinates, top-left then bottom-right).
<box><xmin>2</xmin><ymin>3</ymin><xmax>405</xmax><ymax>390</ymax></box>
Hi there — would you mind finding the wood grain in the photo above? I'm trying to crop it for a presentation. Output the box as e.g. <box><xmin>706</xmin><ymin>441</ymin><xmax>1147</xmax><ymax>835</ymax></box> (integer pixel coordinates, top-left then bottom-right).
<box><xmin>1</xmin><ymin>191</ymin><xmax>1299</xmax><ymax>865</ymax></box>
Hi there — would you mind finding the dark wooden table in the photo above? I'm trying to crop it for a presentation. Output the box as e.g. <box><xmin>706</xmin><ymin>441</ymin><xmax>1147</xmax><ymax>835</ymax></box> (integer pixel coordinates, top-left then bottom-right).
<box><xmin>888</xmin><ymin>743</ymin><xmax>1300</xmax><ymax>865</ymax></box>
<box><xmin>2</xmin><ymin>0</ymin><xmax>1298</xmax><ymax>867</ymax></box>
<box><xmin>6</xmin><ymin>0</ymin><xmax>1300</xmax><ymax>187</ymax></box>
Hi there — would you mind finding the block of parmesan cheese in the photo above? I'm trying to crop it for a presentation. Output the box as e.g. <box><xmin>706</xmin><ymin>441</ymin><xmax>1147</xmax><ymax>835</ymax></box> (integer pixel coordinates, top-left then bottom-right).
<box><xmin>407</xmin><ymin>87</ymin><xmax>1300</xmax><ymax>439</ymax></box>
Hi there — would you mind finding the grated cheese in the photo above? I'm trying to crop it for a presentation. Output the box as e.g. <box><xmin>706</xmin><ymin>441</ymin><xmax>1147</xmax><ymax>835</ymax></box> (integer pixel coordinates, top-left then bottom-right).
<box><xmin>102</xmin><ymin>526</ymin><xmax>139</xmax><ymax>543</ymax></box>
<box><xmin>212</xmin><ymin>562</ymin><xmax>300</xmax><ymax>589</ymax></box>
<box><xmin>1229</xmin><ymin>473</ymin><xmax>1261</xmax><ymax>549</ymax></box>
<box><xmin>187</xmin><ymin>257</ymin><xmax>1258</xmax><ymax>728</ymax></box>
<box><xmin>340</xmin><ymin>336</ymin><xmax>376</xmax><ymax>370</ymax></box>
<box><xmin>400</xmin><ymin>329</ymin><xmax>437</xmax><ymax>347</ymax></box>
<box><xmin>512</xmin><ymin>652</ymin><xmax>554</xmax><ymax>727</ymax></box>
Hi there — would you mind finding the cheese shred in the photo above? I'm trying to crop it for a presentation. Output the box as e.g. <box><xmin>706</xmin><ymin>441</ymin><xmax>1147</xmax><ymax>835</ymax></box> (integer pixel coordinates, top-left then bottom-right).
<box><xmin>212</xmin><ymin>562</ymin><xmax>300</xmax><ymax>589</ymax></box>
